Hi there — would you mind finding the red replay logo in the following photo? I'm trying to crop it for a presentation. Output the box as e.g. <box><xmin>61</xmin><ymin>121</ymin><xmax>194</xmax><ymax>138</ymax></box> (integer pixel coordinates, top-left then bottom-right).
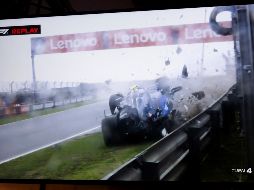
<box><xmin>0</xmin><ymin>25</ymin><xmax>41</xmax><ymax>36</ymax></box>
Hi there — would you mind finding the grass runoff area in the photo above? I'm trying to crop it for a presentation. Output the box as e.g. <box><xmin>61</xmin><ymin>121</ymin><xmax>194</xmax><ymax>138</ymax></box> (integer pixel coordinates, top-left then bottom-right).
<box><xmin>0</xmin><ymin>132</ymin><xmax>152</xmax><ymax>179</ymax></box>
<box><xmin>0</xmin><ymin>100</ymin><xmax>98</xmax><ymax>125</ymax></box>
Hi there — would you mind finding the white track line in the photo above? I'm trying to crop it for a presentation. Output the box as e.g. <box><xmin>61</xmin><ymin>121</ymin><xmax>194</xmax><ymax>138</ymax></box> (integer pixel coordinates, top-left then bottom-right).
<box><xmin>0</xmin><ymin>125</ymin><xmax>101</xmax><ymax>165</ymax></box>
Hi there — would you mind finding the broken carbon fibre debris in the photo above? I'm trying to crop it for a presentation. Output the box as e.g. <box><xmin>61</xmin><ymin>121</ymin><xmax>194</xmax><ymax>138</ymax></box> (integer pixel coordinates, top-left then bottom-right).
<box><xmin>192</xmin><ymin>91</ymin><xmax>205</xmax><ymax>100</ymax></box>
<box><xmin>105</xmin><ymin>79</ymin><xmax>112</xmax><ymax>85</ymax></box>
<box><xmin>176</xmin><ymin>46</ymin><xmax>182</xmax><ymax>54</ymax></box>
<box><xmin>165</xmin><ymin>59</ymin><xmax>170</xmax><ymax>66</ymax></box>
<box><xmin>182</xmin><ymin>65</ymin><xmax>188</xmax><ymax>78</ymax></box>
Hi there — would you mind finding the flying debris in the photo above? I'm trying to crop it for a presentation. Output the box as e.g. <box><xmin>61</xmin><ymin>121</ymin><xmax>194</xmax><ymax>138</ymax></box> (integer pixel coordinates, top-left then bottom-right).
<box><xmin>213</xmin><ymin>48</ymin><xmax>218</xmax><ymax>52</ymax></box>
<box><xmin>105</xmin><ymin>79</ymin><xmax>112</xmax><ymax>85</ymax></box>
<box><xmin>155</xmin><ymin>76</ymin><xmax>170</xmax><ymax>91</ymax></box>
<box><xmin>176</xmin><ymin>46</ymin><xmax>182</xmax><ymax>54</ymax></box>
<box><xmin>165</xmin><ymin>59</ymin><xmax>170</xmax><ymax>66</ymax></box>
<box><xmin>179</xmin><ymin>14</ymin><xmax>183</xmax><ymax>19</ymax></box>
<box><xmin>181</xmin><ymin>65</ymin><xmax>188</xmax><ymax>78</ymax></box>
<box><xmin>184</xmin><ymin>105</ymin><xmax>188</xmax><ymax>111</ymax></box>
<box><xmin>192</xmin><ymin>91</ymin><xmax>205</xmax><ymax>100</ymax></box>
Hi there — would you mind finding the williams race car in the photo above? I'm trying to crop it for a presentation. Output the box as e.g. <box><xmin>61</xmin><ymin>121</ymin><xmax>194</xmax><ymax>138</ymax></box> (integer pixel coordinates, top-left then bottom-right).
<box><xmin>101</xmin><ymin>78</ymin><xmax>183</xmax><ymax>146</ymax></box>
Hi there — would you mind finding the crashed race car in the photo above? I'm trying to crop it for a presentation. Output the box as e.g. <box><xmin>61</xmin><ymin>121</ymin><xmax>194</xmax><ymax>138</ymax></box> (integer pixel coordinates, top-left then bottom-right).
<box><xmin>101</xmin><ymin>77</ymin><xmax>183</xmax><ymax>146</ymax></box>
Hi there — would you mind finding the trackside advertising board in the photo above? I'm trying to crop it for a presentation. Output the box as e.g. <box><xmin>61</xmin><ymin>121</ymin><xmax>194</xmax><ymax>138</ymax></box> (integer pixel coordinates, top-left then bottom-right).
<box><xmin>31</xmin><ymin>22</ymin><xmax>232</xmax><ymax>55</ymax></box>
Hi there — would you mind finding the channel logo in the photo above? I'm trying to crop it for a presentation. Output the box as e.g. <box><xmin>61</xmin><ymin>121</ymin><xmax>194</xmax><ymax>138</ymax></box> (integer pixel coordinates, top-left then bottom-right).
<box><xmin>0</xmin><ymin>25</ymin><xmax>41</xmax><ymax>36</ymax></box>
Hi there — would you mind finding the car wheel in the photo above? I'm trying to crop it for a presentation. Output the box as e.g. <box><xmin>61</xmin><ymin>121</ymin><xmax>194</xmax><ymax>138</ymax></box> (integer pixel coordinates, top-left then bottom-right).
<box><xmin>101</xmin><ymin>116</ymin><xmax>121</xmax><ymax>146</ymax></box>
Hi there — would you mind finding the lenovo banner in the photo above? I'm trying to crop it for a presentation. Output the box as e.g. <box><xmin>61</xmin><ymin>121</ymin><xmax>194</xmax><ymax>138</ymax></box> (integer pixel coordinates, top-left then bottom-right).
<box><xmin>31</xmin><ymin>22</ymin><xmax>232</xmax><ymax>55</ymax></box>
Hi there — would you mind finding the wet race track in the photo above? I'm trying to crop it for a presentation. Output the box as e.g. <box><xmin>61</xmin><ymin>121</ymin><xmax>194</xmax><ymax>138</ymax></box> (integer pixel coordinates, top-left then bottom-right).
<box><xmin>0</xmin><ymin>100</ymin><xmax>110</xmax><ymax>163</ymax></box>
<box><xmin>0</xmin><ymin>75</ymin><xmax>235</xmax><ymax>164</ymax></box>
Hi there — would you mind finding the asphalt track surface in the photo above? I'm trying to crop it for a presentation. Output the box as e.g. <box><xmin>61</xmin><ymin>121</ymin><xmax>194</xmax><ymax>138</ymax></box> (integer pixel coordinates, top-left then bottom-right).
<box><xmin>0</xmin><ymin>100</ymin><xmax>109</xmax><ymax>164</ymax></box>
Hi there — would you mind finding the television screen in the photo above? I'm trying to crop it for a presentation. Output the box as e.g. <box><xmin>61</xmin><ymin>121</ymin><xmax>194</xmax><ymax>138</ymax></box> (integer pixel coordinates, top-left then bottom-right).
<box><xmin>0</xmin><ymin>3</ymin><xmax>251</xmax><ymax>182</ymax></box>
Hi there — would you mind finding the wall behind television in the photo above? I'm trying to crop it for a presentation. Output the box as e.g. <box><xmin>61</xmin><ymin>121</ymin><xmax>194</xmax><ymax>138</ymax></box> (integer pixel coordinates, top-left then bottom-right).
<box><xmin>0</xmin><ymin>0</ymin><xmax>133</xmax><ymax>19</ymax></box>
<box><xmin>0</xmin><ymin>0</ymin><xmax>252</xmax><ymax>19</ymax></box>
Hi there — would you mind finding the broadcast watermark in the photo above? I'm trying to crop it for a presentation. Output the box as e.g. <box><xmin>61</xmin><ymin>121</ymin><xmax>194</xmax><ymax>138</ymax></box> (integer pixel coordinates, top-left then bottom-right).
<box><xmin>232</xmin><ymin>168</ymin><xmax>252</xmax><ymax>174</ymax></box>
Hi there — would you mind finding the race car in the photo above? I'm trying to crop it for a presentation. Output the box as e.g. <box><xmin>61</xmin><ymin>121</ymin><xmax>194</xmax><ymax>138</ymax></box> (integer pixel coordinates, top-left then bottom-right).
<box><xmin>101</xmin><ymin>78</ymin><xmax>183</xmax><ymax>146</ymax></box>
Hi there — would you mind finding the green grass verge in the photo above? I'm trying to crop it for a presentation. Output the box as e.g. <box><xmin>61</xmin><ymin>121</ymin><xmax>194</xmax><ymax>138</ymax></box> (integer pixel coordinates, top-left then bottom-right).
<box><xmin>0</xmin><ymin>132</ymin><xmax>152</xmax><ymax>180</ymax></box>
<box><xmin>0</xmin><ymin>100</ymin><xmax>98</xmax><ymax>125</ymax></box>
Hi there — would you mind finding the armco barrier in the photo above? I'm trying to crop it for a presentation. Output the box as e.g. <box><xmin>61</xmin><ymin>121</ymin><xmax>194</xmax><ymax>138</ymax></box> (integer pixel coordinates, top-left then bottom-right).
<box><xmin>103</xmin><ymin>85</ymin><xmax>237</xmax><ymax>181</ymax></box>
<box><xmin>32</xmin><ymin>104</ymin><xmax>44</xmax><ymax>111</ymax></box>
<box><xmin>0</xmin><ymin>96</ymin><xmax>92</xmax><ymax>117</ymax></box>
<box><xmin>55</xmin><ymin>101</ymin><xmax>64</xmax><ymax>106</ymax></box>
<box><xmin>20</xmin><ymin>105</ymin><xmax>30</xmax><ymax>113</ymax></box>
<box><xmin>44</xmin><ymin>102</ymin><xmax>54</xmax><ymax>108</ymax></box>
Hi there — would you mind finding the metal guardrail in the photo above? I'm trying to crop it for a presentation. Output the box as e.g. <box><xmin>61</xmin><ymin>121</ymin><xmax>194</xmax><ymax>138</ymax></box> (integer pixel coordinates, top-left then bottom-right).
<box><xmin>0</xmin><ymin>96</ymin><xmax>92</xmax><ymax>117</ymax></box>
<box><xmin>103</xmin><ymin>84</ymin><xmax>237</xmax><ymax>181</ymax></box>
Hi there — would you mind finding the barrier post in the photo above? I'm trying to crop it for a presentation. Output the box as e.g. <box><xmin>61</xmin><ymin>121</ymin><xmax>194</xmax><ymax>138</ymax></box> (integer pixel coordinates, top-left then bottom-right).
<box><xmin>185</xmin><ymin>126</ymin><xmax>201</xmax><ymax>181</ymax></box>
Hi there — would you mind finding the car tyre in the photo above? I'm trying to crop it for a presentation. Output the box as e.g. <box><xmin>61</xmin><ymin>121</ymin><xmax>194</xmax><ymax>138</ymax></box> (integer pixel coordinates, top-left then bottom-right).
<box><xmin>101</xmin><ymin>116</ymin><xmax>121</xmax><ymax>146</ymax></box>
